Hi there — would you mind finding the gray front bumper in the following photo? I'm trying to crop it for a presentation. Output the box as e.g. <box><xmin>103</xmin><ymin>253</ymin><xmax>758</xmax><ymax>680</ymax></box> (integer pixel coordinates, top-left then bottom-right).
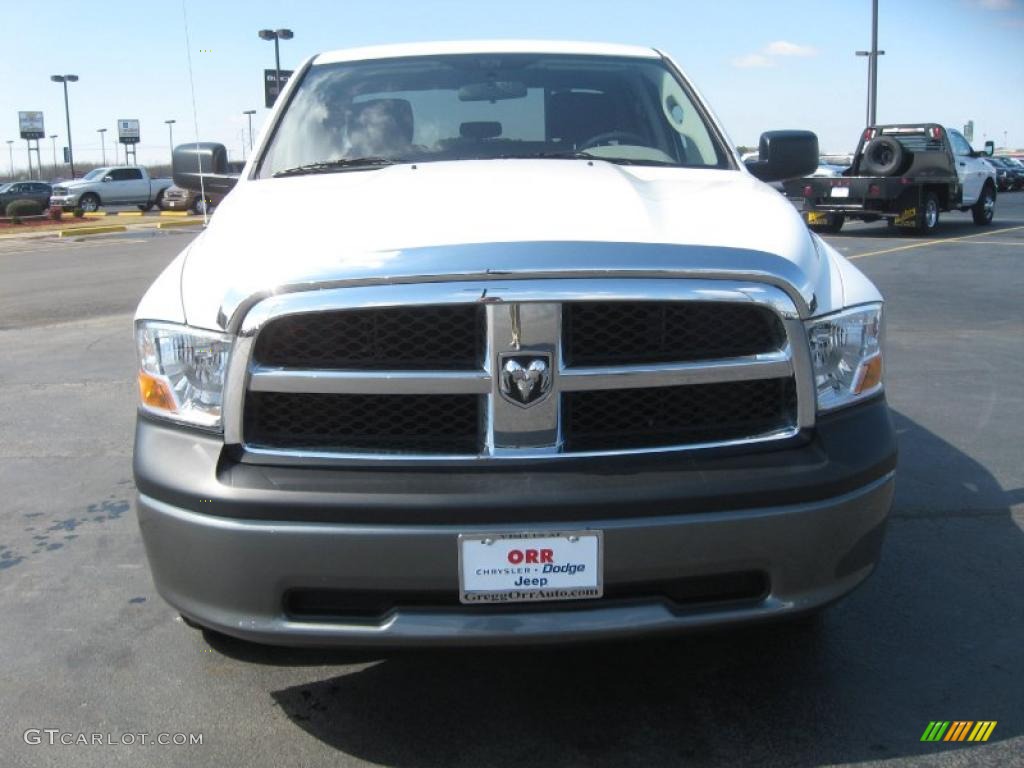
<box><xmin>137</xmin><ymin>474</ymin><xmax>894</xmax><ymax>646</ymax></box>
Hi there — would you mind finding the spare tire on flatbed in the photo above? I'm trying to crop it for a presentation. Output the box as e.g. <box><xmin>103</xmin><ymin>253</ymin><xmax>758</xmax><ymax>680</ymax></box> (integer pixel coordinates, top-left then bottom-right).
<box><xmin>861</xmin><ymin>136</ymin><xmax>907</xmax><ymax>177</ymax></box>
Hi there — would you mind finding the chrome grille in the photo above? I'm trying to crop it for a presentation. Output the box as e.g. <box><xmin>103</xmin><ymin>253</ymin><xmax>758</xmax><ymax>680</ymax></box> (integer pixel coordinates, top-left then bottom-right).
<box><xmin>229</xmin><ymin>278</ymin><xmax>813</xmax><ymax>462</ymax></box>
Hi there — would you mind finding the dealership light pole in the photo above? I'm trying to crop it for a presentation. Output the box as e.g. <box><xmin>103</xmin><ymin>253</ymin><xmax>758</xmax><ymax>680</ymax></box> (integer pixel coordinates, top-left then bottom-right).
<box><xmin>165</xmin><ymin>119</ymin><xmax>176</xmax><ymax>162</ymax></box>
<box><xmin>258</xmin><ymin>28</ymin><xmax>293</xmax><ymax>106</ymax></box>
<box><xmin>50</xmin><ymin>74</ymin><xmax>79</xmax><ymax>178</ymax></box>
<box><xmin>855</xmin><ymin>0</ymin><xmax>885</xmax><ymax>127</ymax></box>
<box><xmin>97</xmin><ymin>128</ymin><xmax>107</xmax><ymax>165</ymax></box>
<box><xmin>243</xmin><ymin>109</ymin><xmax>257</xmax><ymax>150</ymax></box>
<box><xmin>5</xmin><ymin>140</ymin><xmax>13</xmax><ymax>178</ymax></box>
<box><xmin>49</xmin><ymin>135</ymin><xmax>58</xmax><ymax>178</ymax></box>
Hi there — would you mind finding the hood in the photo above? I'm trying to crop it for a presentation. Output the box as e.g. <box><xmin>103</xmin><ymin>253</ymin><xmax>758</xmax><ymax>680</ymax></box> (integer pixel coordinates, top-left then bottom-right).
<box><xmin>177</xmin><ymin>159</ymin><xmax>831</xmax><ymax>330</ymax></box>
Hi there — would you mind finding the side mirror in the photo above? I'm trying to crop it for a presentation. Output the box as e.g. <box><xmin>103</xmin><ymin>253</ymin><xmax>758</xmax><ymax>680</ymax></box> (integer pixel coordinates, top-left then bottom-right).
<box><xmin>744</xmin><ymin>130</ymin><xmax>819</xmax><ymax>182</ymax></box>
<box><xmin>983</xmin><ymin>140</ymin><xmax>995</xmax><ymax>157</ymax></box>
<box><xmin>172</xmin><ymin>142</ymin><xmax>238</xmax><ymax>197</ymax></box>
<box><xmin>102</xmin><ymin>176</ymin><xmax>112</xmax><ymax>182</ymax></box>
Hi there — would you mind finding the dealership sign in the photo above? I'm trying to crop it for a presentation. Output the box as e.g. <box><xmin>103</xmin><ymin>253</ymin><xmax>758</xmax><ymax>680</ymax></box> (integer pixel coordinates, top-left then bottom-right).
<box><xmin>118</xmin><ymin>119</ymin><xmax>141</xmax><ymax>144</ymax></box>
<box><xmin>19</xmin><ymin>111</ymin><xmax>45</xmax><ymax>140</ymax></box>
<box><xmin>264</xmin><ymin>69</ymin><xmax>294</xmax><ymax>108</ymax></box>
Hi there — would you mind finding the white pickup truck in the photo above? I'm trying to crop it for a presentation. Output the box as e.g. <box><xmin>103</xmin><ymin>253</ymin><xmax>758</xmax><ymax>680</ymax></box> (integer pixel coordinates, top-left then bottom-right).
<box><xmin>133</xmin><ymin>41</ymin><xmax>896</xmax><ymax>647</ymax></box>
<box><xmin>50</xmin><ymin>166</ymin><xmax>173</xmax><ymax>212</ymax></box>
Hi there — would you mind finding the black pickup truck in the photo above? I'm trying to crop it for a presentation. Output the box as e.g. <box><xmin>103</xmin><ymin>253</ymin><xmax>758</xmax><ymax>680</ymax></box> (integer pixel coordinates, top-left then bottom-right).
<box><xmin>785</xmin><ymin>123</ymin><xmax>997</xmax><ymax>234</ymax></box>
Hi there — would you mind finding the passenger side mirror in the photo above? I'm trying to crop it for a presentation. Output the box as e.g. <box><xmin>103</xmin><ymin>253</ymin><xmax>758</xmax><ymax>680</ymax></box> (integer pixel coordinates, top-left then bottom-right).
<box><xmin>744</xmin><ymin>130</ymin><xmax>819</xmax><ymax>182</ymax></box>
<box><xmin>172</xmin><ymin>142</ymin><xmax>238</xmax><ymax>197</ymax></box>
<box><xmin>102</xmin><ymin>176</ymin><xmax>112</xmax><ymax>182</ymax></box>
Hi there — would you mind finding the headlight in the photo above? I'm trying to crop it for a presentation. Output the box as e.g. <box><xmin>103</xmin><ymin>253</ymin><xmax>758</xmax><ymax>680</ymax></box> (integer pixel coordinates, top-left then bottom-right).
<box><xmin>805</xmin><ymin>303</ymin><xmax>884</xmax><ymax>412</ymax></box>
<box><xmin>135</xmin><ymin>322</ymin><xmax>233</xmax><ymax>429</ymax></box>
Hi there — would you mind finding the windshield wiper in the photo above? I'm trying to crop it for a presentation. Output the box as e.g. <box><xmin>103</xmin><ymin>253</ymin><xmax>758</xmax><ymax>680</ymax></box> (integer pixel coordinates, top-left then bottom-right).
<box><xmin>494</xmin><ymin>150</ymin><xmax>676</xmax><ymax>167</ymax></box>
<box><xmin>273</xmin><ymin>157</ymin><xmax>399</xmax><ymax>178</ymax></box>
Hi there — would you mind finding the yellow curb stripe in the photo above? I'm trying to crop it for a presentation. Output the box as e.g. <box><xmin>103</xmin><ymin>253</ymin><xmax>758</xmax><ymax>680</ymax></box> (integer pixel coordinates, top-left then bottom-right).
<box><xmin>115</xmin><ymin>211</ymin><xmax>144</xmax><ymax>217</ymax></box>
<box><xmin>849</xmin><ymin>224</ymin><xmax>1024</xmax><ymax>260</ymax></box>
<box><xmin>82</xmin><ymin>211</ymin><xmax>107</xmax><ymax>217</ymax></box>
<box><xmin>156</xmin><ymin>219</ymin><xmax>204</xmax><ymax>229</ymax></box>
<box><xmin>58</xmin><ymin>225</ymin><xmax>127</xmax><ymax>238</ymax></box>
<box><xmin>158</xmin><ymin>210</ymin><xmax>190</xmax><ymax>216</ymax></box>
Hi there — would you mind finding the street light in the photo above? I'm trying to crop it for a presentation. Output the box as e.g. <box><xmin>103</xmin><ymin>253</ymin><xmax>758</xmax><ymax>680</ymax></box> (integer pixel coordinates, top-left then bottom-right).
<box><xmin>50</xmin><ymin>74</ymin><xmax>79</xmax><ymax>178</ymax></box>
<box><xmin>97</xmin><ymin>128</ymin><xmax>107</xmax><ymax>165</ymax></box>
<box><xmin>258</xmin><ymin>28</ymin><xmax>293</xmax><ymax>106</ymax></box>
<box><xmin>243</xmin><ymin>109</ymin><xmax>257</xmax><ymax>150</ymax></box>
<box><xmin>854</xmin><ymin>0</ymin><xmax>885</xmax><ymax>127</ymax></box>
<box><xmin>5</xmin><ymin>140</ymin><xmax>13</xmax><ymax>179</ymax></box>
<box><xmin>164</xmin><ymin>119</ymin><xmax>176</xmax><ymax>162</ymax></box>
<box><xmin>49</xmin><ymin>135</ymin><xmax>57</xmax><ymax>178</ymax></box>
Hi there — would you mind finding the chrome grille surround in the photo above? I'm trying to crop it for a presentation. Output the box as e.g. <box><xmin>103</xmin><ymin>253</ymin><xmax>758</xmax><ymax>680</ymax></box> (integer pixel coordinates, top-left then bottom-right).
<box><xmin>225</xmin><ymin>278</ymin><xmax>815</xmax><ymax>464</ymax></box>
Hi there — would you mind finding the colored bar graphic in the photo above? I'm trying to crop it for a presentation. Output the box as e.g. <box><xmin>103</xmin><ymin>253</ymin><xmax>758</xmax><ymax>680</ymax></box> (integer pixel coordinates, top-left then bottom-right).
<box><xmin>921</xmin><ymin>721</ymin><xmax>996</xmax><ymax>743</ymax></box>
<box><xmin>921</xmin><ymin>721</ymin><xmax>950</xmax><ymax>741</ymax></box>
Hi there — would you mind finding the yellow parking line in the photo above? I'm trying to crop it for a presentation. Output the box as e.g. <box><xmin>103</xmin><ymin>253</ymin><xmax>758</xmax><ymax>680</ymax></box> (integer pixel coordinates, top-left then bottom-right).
<box><xmin>159</xmin><ymin>210</ymin><xmax>190</xmax><ymax>217</ymax></box>
<box><xmin>849</xmin><ymin>225</ymin><xmax>1024</xmax><ymax>260</ymax></box>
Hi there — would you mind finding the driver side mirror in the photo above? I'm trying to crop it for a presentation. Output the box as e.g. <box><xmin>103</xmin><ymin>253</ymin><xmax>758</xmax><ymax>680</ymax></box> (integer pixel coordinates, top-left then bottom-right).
<box><xmin>983</xmin><ymin>140</ymin><xmax>995</xmax><ymax>157</ymax></box>
<box><xmin>102</xmin><ymin>176</ymin><xmax>112</xmax><ymax>182</ymax></box>
<box><xmin>744</xmin><ymin>130</ymin><xmax>819</xmax><ymax>182</ymax></box>
<box><xmin>172</xmin><ymin>142</ymin><xmax>238</xmax><ymax>197</ymax></box>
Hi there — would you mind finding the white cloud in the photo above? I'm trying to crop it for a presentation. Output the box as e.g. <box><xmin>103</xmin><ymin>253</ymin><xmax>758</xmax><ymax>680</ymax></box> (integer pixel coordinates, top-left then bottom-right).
<box><xmin>764</xmin><ymin>40</ymin><xmax>819</xmax><ymax>57</ymax></box>
<box><xmin>975</xmin><ymin>0</ymin><xmax>1014</xmax><ymax>9</ymax></box>
<box><xmin>732</xmin><ymin>40</ymin><xmax>818</xmax><ymax>68</ymax></box>
<box><xmin>731</xmin><ymin>53</ymin><xmax>774</xmax><ymax>69</ymax></box>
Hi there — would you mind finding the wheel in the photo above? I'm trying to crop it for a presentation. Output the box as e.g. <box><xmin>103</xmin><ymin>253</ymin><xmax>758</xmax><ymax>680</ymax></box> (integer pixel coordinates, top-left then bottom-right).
<box><xmin>78</xmin><ymin>193</ymin><xmax>100</xmax><ymax>213</ymax></box>
<box><xmin>972</xmin><ymin>183</ymin><xmax>995</xmax><ymax>225</ymax></box>
<box><xmin>916</xmin><ymin>191</ymin><xmax>940</xmax><ymax>234</ymax></box>
<box><xmin>861</xmin><ymin>136</ymin><xmax>907</xmax><ymax>176</ymax></box>
<box><xmin>809</xmin><ymin>213</ymin><xmax>844</xmax><ymax>234</ymax></box>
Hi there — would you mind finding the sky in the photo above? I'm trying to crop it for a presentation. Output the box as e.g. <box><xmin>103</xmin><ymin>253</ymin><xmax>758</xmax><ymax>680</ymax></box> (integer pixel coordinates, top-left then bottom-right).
<box><xmin>1</xmin><ymin>0</ymin><xmax>1022</xmax><ymax>176</ymax></box>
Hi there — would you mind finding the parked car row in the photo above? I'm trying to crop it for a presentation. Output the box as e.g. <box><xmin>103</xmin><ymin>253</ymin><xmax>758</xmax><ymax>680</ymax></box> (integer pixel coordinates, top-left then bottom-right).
<box><xmin>984</xmin><ymin>156</ymin><xmax>1024</xmax><ymax>191</ymax></box>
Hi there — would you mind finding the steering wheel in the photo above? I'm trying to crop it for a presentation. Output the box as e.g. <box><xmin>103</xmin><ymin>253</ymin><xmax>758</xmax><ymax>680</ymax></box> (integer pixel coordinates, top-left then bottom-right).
<box><xmin>577</xmin><ymin>131</ymin><xmax>650</xmax><ymax>151</ymax></box>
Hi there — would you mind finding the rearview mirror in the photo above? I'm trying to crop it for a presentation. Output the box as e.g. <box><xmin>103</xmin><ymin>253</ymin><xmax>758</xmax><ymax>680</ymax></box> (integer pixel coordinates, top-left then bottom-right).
<box><xmin>172</xmin><ymin>142</ymin><xmax>238</xmax><ymax>196</ymax></box>
<box><xmin>458</xmin><ymin>81</ymin><xmax>527</xmax><ymax>102</ymax></box>
<box><xmin>744</xmin><ymin>130</ymin><xmax>819</xmax><ymax>183</ymax></box>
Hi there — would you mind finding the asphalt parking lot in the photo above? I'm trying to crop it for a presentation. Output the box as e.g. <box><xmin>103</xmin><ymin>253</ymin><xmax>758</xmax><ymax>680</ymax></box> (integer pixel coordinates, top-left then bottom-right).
<box><xmin>0</xmin><ymin>198</ymin><xmax>1021</xmax><ymax>767</ymax></box>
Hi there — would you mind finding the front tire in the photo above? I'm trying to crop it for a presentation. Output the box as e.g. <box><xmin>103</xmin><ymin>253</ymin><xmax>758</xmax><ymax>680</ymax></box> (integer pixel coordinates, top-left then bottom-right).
<box><xmin>79</xmin><ymin>193</ymin><xmax>100</xmax><ymax>213</ymax></box>
<box><xmin>972</xmin><ymin>184</ymin><xmax>995</xmax><ymax>225</ymax></box>
<box><xmin>916</xmin><ymin>191</ymin><xmax>940</xmax><ymax>234</ymax></box>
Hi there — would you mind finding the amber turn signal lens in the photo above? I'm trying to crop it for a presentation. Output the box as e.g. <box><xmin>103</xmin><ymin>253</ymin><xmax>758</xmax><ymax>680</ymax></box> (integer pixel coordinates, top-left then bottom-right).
<box><xmin>855</xmin><ymin>356</ymin><xmax>883</xmax><ymax>394</ymax></box>
<box><xmin>138</xmin><ymin>371</ymin><xmax>176</xmax><ymax>411</ymax></box>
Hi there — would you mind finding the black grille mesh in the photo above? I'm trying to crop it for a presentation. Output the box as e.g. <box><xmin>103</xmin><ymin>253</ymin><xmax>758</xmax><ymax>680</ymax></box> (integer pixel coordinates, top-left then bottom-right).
<box><xmin>563</xmin><ymin>378</ymin><xmax>797</xmax><ymax>452</ymax></box>
<box><xmin>564</xmin><ymin>302</ymin><xmax>785</xmax><ymax>366</ymax></box>
<box><xmin>245</xmin><ymin>392</ymin><xmax>481</xmax><ymax>454</ymax></box>
<box><xmin>253</xmin><ymin>305</ymin><xmax>485</xmax><ymax>370</ymax></box>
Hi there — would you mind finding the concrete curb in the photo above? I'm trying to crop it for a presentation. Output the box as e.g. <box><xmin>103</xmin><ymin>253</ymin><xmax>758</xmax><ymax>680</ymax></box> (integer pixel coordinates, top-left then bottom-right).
<box><xmin>156</xmin><ymin>219</ymin><xmax>205</xmax><ymax>229</ymax></box>
<box><xmin>58</xmin><ymin>225</ymin><xmax>129</xmax><ymax>238</ymax></box>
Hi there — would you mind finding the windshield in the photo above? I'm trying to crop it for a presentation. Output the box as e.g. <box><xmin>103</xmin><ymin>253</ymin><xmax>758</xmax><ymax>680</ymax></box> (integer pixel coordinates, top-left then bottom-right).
<box><xmin>83</xmin><ymin>168</ymin><xmax>107</xmax><ymax>180</ymax></box>
<box><xmin>258</xmin><ymin>53</ymin><xmax>728</xmax><ymax>177</ymax></box>
<box><xmin>0</xmin><ymin>183</ymin><xmax>10</xmax><ymax>193</ymax></box>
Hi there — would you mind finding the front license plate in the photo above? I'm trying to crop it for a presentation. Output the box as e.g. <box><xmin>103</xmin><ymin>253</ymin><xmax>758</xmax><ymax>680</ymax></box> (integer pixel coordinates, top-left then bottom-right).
<box><xmin>458</xmin><ymin>531</ymin><xmax>603</xmax><ymax>604</ymax></box>
<box><xmin>830</xmin><ymin>186</ymin><xmax>851</xmax><ymax>198</ymax></box>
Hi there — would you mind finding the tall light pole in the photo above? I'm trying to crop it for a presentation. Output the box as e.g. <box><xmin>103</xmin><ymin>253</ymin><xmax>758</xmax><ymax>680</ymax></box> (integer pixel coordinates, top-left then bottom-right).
<box><xmin>258</xmin><ymin>28</ymin><xmax>293</xmax><ymax>107</ymax></box>
<box><xmin>50</xmin><ymin>74</ymin><xmax>79</xmax><ymax>178</ymax></box>
<box><xmin>49</xmin><ymin>135</ymin><xmax>58</xmax><ymax>178</ymax></box>
<box><xmin>97</xmin><ymin>128</ymin><xmax>107</xmax><ymax>165</ymax></box>
<box><xmin>5</xmin><ymin>140</ymin><xmax>13</xmax><ymax>179</ymax></box>
<box><xmin>165</xmin><ymin>119</ymin><xmax>176</xmax><ymax>162</ymax></box>
<box><xmin>243</xmin><ymin>109</ymin><xmax>257</xmax><ymax>151</ymax></box>
<box><xmin>855</xmin><ymin>0</ymin><xmax>884</xmax><ymax>127</ymax></box>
